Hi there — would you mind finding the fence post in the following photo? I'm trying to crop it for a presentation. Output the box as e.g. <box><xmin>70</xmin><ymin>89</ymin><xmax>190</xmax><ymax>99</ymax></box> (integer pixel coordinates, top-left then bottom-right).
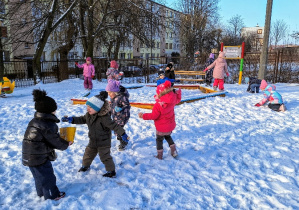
<box><xmin>56</xmin><ymin>58</ymin><xmax>60</xmax><ymax>82</ymax></box>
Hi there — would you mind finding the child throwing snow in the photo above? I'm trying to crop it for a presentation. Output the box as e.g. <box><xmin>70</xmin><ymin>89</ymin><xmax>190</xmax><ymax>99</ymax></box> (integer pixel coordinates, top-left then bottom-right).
<box><xmin>254</xmin><ymin>80</ymin><xmax>286</xmax><ymax>112</ymax></box>
<box><xmin>105</xmin><ymin>79</ymin><xmax>131</xmax><ymax>151</ymax></box>
<box><xmin>75</xmin><ymin>57</ymin><xmax>95</xmax><ymax>90</ymax></box>
<box><xmin>22</xmin><ymin>89</ymin><xmax>71</xmax><ymax>200</ymax></box>
<box><xmin>138</xmin><ymin>80</ymin><xmax>181</xmax><ymax>160</ymax></box>
<box><xmin>203</xmin><ymin>51</ymin><xmax>229</xmax><ymax>91</ymax></box>
<box><xmin>62</xmin><ymin>91</ymin><xmax>129</xmax><ymax>177</ymax></box>
<box><xmin>106</xmin><ymin>60</ymin><xmax>123</xmax><ymax>80</ymax></box>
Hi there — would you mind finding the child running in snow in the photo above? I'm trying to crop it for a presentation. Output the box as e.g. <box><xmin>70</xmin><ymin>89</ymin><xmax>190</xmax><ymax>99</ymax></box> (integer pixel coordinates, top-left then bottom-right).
<box><xmin>22</xmin><ymin>89</ymin><xmax>72</xmax><ymax>200</ymax></box>
<box><xmin>138</xmin><ymin>80</ymin><xmax>181</xmax><ymax>160</ymax></box>
<box><xmin>106</xmin><ymin>60</ymin><xmax>123</xmax><ymax>80</ymax></box>
<box><xmin>61</xmin><ymin>91</ymin><xmax>129</xmax><ymax>177</ymax></box>
<box><xmin>75</xmin><ymin>57</ymin><xmax>95</xmax><ymax>91</ymax></box>
<box><xmin>254</xmin><ymin>80</ymin><xmax>286</xmax><ymax>112</ymax></box>
<box><xmin>105</xmin><ymin>79</ymin><xmax>131</xmax><ymax>151</ymax></box>
<box><xmin>203</xmin><ymin>51</ymin><xmax>229</xmax><ymax>91</ymax></box>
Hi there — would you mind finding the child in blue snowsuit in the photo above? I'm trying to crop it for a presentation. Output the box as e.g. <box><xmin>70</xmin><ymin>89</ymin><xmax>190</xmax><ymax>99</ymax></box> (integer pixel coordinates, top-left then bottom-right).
<box><xmin>157</xmin><ymin>72</ymin><xmax>179</xmax><ymax>86</ymax></box>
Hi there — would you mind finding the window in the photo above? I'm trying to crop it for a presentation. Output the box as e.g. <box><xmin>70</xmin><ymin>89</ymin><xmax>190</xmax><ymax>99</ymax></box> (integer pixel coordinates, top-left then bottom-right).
<box><xmin>140</xmin><ymin>53</ymin><xmax>144</xmax><ymax>58</ymax></box>
<box><xmin>120</xmin><ymin>53</ymin><xmax>126</xmax><ymax>59</ymax></box>
<box><xmin>0</xmin><ymin>1</ymin><xmax>4</xmax><ymax>14</ymax></box>
<box><xmin>146</xmin><ymin>53</ymin><xmax>150</xmax><ymax>58</ymax></box>
<box><xmin>0</xmin><ymin>26</ymin><xmax>7</xmax><ymax>38</ymax></box>
<box><xmin>257</xmin><ymin>29</ymin><xmax>262</xmax><ymax>34</ymax></box>
<box><xmin>3</xmin><ymin>51</ymin><xmax>10</xmax><ymax>61</ymax></box>
<box><xmin>166</xmin><ymin>43</ymin><xmax>168</xmax><ymax>49</ymax></box>
<box><xmin>25</xmin><ymin>42</ymin><xmax>30</xmax><ymax>49</ymax></box>
<box><xmin>157</xmin><ymin>53</ymin><xmax>160</xmax><ymax>58</ymax></box>
<box><xmin>127</xmin><ymin>53</ymin><xmax>132</xmax><ymax>59</ymax></box>
<box><xmin>157</xmin><ymin>42</ymin><xmax>160</xmax><ymax>48</ymax></box>
<box><xmin>169</xmin><ymin>43</ymin><xmax>172</xmax><ymax>49</ymax></box>
<box><xmin>151</xmin><ymin>53</ymin><xmax>155</xmax><ymax>57</ymax></box>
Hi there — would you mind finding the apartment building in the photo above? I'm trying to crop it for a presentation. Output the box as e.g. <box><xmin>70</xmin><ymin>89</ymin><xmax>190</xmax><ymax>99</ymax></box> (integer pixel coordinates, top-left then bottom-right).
<box><xmin>241</xmin><ymin>24</ymin><xmax>264</xmax><ymax>51</ymax></box>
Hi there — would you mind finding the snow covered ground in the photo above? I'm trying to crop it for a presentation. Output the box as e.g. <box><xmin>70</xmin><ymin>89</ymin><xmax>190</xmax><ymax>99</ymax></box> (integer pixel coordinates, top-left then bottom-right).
<box><xmin>0</xmin><ymin>78</ymin><xmax>299</xmax><ymax>209</ymax></box>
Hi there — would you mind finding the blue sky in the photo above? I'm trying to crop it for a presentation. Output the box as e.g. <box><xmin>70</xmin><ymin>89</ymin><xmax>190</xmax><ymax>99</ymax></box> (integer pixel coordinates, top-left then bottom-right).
<box><xmin>166</xmin><ymin>0</ymin><xmax>299</xmax><ymax>36</ymax></box>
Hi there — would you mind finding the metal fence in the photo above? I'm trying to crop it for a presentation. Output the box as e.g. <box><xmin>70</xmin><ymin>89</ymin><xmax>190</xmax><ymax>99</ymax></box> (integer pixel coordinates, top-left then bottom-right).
<box><xmin>2</xmin><ymin>50</ymin><xmax>299</xmax><ymax>88</ymax></box>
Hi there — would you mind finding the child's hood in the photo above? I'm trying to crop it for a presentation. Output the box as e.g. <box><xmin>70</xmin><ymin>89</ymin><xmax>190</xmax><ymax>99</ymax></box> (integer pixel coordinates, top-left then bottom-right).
<box><xmin>265</xmin><ymin>84</ymin><xmax>276</xmax><ymax>92</ymax></box>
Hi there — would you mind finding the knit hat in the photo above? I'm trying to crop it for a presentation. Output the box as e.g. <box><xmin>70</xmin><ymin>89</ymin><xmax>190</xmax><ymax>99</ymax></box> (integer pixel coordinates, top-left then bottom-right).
<box><xmin>156</xmin><ymin>80</ymin><xmax>171</xmax><ymax>96</ymax></box>
<box><xmin>209</xmin><ymin>53</ymin><xmax>214</xmax><ymax>59</ymax></box>
<box><xmin>33</xmin><ymin>89</ymin><xmax>57</xmax><ymax>114</ymax></box>
<box><xmin>86</xmin><ymin>91</ymin><xmax>108</xmax><ymax>112</ymax></box>
<box><xmin>260</xmin><ymin>79</ymin><xmax>268</xmax><ymax>90</ymax></box>
<box><xmin>110</xmin><ymin>60</ymin><xmax>119</xmax><ymax>69</ymax></box>
<box><xmin>86</xmin><ymin>57</ymin><xmax>92</xmax><ymax>62</ymax></box>
<box><xmin>158</xmin><ymin>70</ymin><xmax>165</xmax><ymax>77</ymax></box>
<box><xmin>218</xmin><ymin>51</ymin><xmax>225</xmax><ymax>58</ymax></box>
<box><xmin>105</xmin><ymin>79</ymin><xmax>120</xmax><ymax>92</ymax></box>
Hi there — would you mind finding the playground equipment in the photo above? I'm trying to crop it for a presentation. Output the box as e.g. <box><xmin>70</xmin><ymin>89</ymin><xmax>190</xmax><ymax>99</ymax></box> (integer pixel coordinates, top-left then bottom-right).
<box><xmin>130</xmin><ymin>86</ymin><xmax>226</xmax><ymax>110</ymax></box>
<box><xmin>174</xmin><ymin>70</ymin><xmax>205</xmax><ymax>83</ymax></box>
<box><xmin>0</xmin><ymin>77</ymin><xmax>15</xmax><ymax>95</ymax></box>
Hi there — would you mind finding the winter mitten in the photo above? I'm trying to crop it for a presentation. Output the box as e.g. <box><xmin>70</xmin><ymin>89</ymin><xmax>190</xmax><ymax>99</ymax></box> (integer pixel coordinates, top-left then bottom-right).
<box><xmin>61</xmin><ymin>116</ymin><xmax>73</xmax><ymax>123</ymax></box>
<box><xmin>226</xmin><ymin>72</ymin><xmax>229</xmax><ymax>77</ymax></box>
<box><xmin>203</xmin><ymin>68</ymin><xmax>208</xmax><ymax>72</ymax></box>
<box><xmin>75</xmin><ymin>62</ymin><xmax>78</xmax><ymax>66</ymax></box>
<box><xmin>92</xmin><ymin>75</ymin><xmax>95</xmax><ymax>79</ymax></box>
<box><xmin>121</xmin><ymin>133</ymin><xmax>129</xmax><ymax>143</ymax></box>
<box><xmin>254</xmin><ymin>103</ymin><xmax>261</xmax><ymax>107</ymax></box>
<box><xmin>114</xmin><ymin>106</ymin><xmax>122</xmax><ymax>112</ymax></box>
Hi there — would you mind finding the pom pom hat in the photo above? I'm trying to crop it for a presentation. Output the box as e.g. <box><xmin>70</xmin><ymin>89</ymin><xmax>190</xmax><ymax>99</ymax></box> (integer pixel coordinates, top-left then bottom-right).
<box><xmin>110</xmin><ymin>60</ymin><xmax>119</xmax><ymax>69</ymax></box>
<box><xmin>209</xmin><ymin>53</ymin><xmax>214</xmax><ymax>59</ymax></box>
<box><xmin>86</xmin><ymin>57</ymin><xmax>92</xmax><ymax>62</ymax></box>
<box><xmin>260</xmin><ymin>79</ymin><xmax>268</xmax><ymax>90</ymax></box>
<box><xmin>105</xmin><ymin>79</ymin><xmax>120</xmax><ymax>92</ymax></box>
<box><xmin>86</xmin><ymin>91</ymin><xmax>108</xmax><ymax>112</ymax></box>
<box><xmin>33</xmin><ymin>89</ymin><xmax>57</xmax><ymax>114</ymax></box>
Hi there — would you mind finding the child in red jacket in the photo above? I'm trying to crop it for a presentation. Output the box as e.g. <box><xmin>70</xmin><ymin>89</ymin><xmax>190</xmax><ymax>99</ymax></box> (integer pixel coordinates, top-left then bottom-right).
<box><xmin>138</xmin><ymin>80</ymin><xmax>181</xmax><ymax>159</ymax></box>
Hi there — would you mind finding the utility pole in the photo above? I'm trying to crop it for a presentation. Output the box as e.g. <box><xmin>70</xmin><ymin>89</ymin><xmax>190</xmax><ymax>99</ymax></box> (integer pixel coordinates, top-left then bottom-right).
<box><xmin>258</xmin><ymin>0</ymin><xmax>273</xmax><ymax>80</ymax></box>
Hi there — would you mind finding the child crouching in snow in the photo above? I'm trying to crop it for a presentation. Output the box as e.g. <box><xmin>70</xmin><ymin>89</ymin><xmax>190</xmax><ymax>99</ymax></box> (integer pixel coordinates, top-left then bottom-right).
<box><xmin>22</xmin><ymin>89</ymin><xmax>72</xmax><ymax>200</ymax></box>
<box><xmin>254</xmin><ymin>80</ymin><xmax>286</xmax><ymax>112</ymax></box>
<box><xmin>138</xmin><ymin>80</ymin><xmax>181</xmax><ymax>159</ymax></box>
<box><xmin>61</xmin><ymin>91</ymin><xmax>129</xmax><ymax>177</ymax></box>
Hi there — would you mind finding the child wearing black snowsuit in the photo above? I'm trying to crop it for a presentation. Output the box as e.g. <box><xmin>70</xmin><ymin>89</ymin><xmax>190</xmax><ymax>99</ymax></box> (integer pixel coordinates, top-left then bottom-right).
<box><xmin>204</xmin><ymin>53</ymin><xmax>215</xmax><ymax>86</ymax></box>
<box><xmin>105</xmin><ymin>80</ymin><xmax>131</xmax><ymax>151</ymax></box>
<box><xmin>22</xmin><ymin>89</ymin><xmax>71</xmax><ymax>200</ymax></box>
<box><xmin>62</xmin><ymin>91</ymin><xmax>129</xmax><ymax>177</ymax></box>
<box><xmin>246</xmin><ymin>77</ymin><xmax>262</xmax><ymax>93</ymax></box>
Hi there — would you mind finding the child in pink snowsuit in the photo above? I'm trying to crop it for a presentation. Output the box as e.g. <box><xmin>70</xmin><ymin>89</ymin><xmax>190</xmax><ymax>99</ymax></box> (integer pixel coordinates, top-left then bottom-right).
<box><xmin>76</xmin><ymin>57</ymin><xmax>95</xmax><ymax>90</ymax></box>
<box><xmin>203</xmin><ymin>51</ymin><xmax>229</xmax><ymax>91</ymax></box>
<box><xmin>138</xmin><ymin>80</ymin><xmax>181</xmax><ymax>160</ymax></box>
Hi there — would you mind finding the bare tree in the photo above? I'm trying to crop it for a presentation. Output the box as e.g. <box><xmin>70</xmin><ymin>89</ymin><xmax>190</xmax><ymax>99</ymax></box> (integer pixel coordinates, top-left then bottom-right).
<box><xmin>271</xmin><ymin>19</ymin><xmax>288</xmax><ymax>48</ymax></box>
<box><xmin>177</xmin><ymin>0</ymin><xmax>220</xmax><ymax>58</ymax></box>
<box><xmin>77</xmin><ymin>0</ymin><xmax>163</xmax><ymax>60</ymax></box>
<box><xmin>227</xmin><ymin>14</ymin><xmax>244</xmax><ymax>37</ymax></box>
<box><xmin>4</xmin><ymin>0</ymin><xmax>79</xmax><ymax>83</ymax></box>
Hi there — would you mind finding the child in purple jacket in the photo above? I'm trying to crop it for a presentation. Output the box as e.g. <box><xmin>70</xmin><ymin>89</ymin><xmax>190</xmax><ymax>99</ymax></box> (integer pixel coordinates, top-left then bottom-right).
<box><xmin>75</xmin><ymin>57</ymin><xmax>95</xmax><ymax>90</ymax></box>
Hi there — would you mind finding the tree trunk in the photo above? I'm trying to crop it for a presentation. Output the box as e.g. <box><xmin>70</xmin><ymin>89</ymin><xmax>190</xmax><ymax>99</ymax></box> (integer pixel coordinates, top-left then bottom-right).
<box><xmin>0</xmin><ymin>28</ymin><xmax>4</xmax><ymax>81</ymax></box>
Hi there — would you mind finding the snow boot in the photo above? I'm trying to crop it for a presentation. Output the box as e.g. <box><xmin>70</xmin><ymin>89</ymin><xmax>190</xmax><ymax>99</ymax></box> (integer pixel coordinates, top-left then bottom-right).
<box><xmin>78</xmin><ymin>166</ymin><xmax>90</xmax><ymax>172</ymax></box>
<box><xmin>279</xmin><ymin>104</ymin><xmax>287</xmax><ymax>112</ymax></box>
<box><xmin>156</xmin><ymin>149</ymin><xmax>163</xmax><ymax>160</ymax></box>
<box><xmin>54</xmin><ymin>192</ymin><xmax>66</xmax><ymax>201</ymax></box>
<box><xmin>103</xmin><ymin>170</ymin><xmax>116</xmax><ymax>178</ymax></box>
<box><xmin>213</xmin><ymin>86</ymin><xmax>217</xmax><ymax>91</ymax></box>
<box><xmin>170</xmin><ymin>144</ymin><xmax>178</xmax><ymax>158</ymax></box>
